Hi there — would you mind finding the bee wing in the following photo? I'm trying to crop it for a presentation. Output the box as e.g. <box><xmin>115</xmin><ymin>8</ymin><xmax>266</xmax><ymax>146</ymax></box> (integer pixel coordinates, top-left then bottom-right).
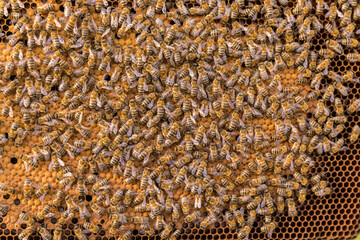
<box><xmin>73</xmin><ymin>21</ymin><xmax>79</xmax><ymax>35</ymax></box>
<box><xmin>54</xmin><ymin>19</ymin><xmax>61</xmax><ymax>28</ymax></box>
<box><xmin>65</xmin><ymin>149</ymin><xmax>74</xmax><ymax>158</ymax></box>
<box><xmin>16</xmin><ymin>0</ymin><xmax>24</xmax><ymax>8</ymax></box>
<box><xmin>40</xmin><ymin>193</ymin><xmax>46</xmax><ymax>202</ymax></box>
<box><xmin>251</xmin><ymin>107</ymin><xmax>263</xmax><ymax>117</ymax></box>
<box><xmin>58</xmin><ymin>35</ymin><xmax>65</xmax><ymax>44</ymax></box>
<box><xmin>337</xmin><ymin>10</ymin><xmax>344</xmax><ymax>18</ymax></box>
<box><xmin>202</xmin><ymin>132</ymin><xmax>208</xmax><ymax>144</ymax></box>
<box><xmin>106</xmin><ymin>62</ymin><xmax>111</xmax><ymax>72</ymax></box>
<box><xmin>81</xmin><ymin>82</ymin><xmax>87</xmax><ymax>93</ymax></box>
<box><xmin>57</xmin><ymin>158</ymin><xmax>65</xmax><ymax>166</ymax></box>
<box><xmin>190</xmin><ymin>98</ymin><xmax>198</xmax><ymax>107</ymax></box>
<box><xmin>145</xmin><ymin>4</ymin><xmax>155</xmax><ymax>18</ymax></box>
<box><xmin>9</xmin><ymin>107</ymin><xmax>13</xmax><ymax>118</ymax></box>
<box><xmin>267</xmin><ymin>230</ymin><xmax>274</xmax><ymax>239</ymax></box>
<box><xmin>45</xmin><ymin>213</ymin><xmax>54</xmax><ymax>218</ymax></box>
<box><xmin>3</xmin><ymin>6</ymin><xmax>7</xmax><ymax>17</ymax></box>
<box><xmin>82</xmin><ymin>229</ymin><xmax>91</xmax><ymax>234</ymax></box>
<box><xmin>24</xmin><ymin>161</ymin><xmax>30</xmax><ymax>172</ymax></box>
<box><xmin>127</xmin><ymin>126</ymin><xmax>133</xmax><ymax>137</ymax></box>
<box><xmin>198</xmin><ymin>108</ymin><xmax>206</xmax><ymax>117</ymax></box>
<box><xmin>303</xmin><ymin>57</ymin><xmax>308</xmax><ymax>68</ymax></box>
<box><xmin>162</xmin><ymin>1</ymin><xmax>167</xmax><ymax>14</ymax></box>
<box><xmin>81</xmin><ymin>206</ymin><xmax>91</xmax><ymax>219</ymax></box>
<box><xmin>228</xmin><ymin>99</ymin><xmax>234</xmax><ymax>109</ymax></box>
<box><xmin>96</xmin><ymin>96</ymin><xmax>102</xmax><ymax>108</ymax></box>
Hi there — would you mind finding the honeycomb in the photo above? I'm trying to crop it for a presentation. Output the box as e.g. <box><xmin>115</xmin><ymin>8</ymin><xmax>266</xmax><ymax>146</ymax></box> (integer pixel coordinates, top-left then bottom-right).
<box><xmin>0</xmin><ymin>0</ymin><xmax>358</xmax><ymax>239</ymax></box>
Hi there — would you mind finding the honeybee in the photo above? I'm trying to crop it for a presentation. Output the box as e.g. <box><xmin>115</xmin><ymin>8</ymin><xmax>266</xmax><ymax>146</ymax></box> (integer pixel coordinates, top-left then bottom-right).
<box><xmin>0</xmin><ymin>203</ymin><xmax>8</xmax><ymax>218</ymax></box>
<box><xmin>261</xmin><ymin>222</ymin><xmax>276</xmax><ymax>238</ymax></box>
<box><xmin>314</xmin><ymin>186</ymin><xmax>332</xmax><ymax>197</ymax></box>
<box><xmin>19</xmin><ymin>227</ymin><xmax>36</xmax><ymax>240</ymax></box>
<box><xmin>2</xmin><ymin>99</ymin><xmax>14</xmax><ymax>118</ymax></box>
<box><xmin>38</xmin><ymin>227</ymin><xmax>52</xmax><ymax>240</ymax></box>
<box><xmin>314</xmin><ymin>99</ymin><xmax>330</xmax><ymax>119</ymax></box>
<box><xmin>237</xmin><ymin>225</ymin><xmax>251</xmax><ymax>239</ymax></box>
<box><xmin>74</xmin><ymin>225</ymin><xmax>88</xmax><ymax>240</ymax></box>
<box><xmin>294</xmin><ymin>96</ymin><xmax>309</xmax><ymax>113</ymax></box>
<box><xmin>331</xmin><ymin>138</ymin><xmax>346</xmax><ymax>154</ymax></box>
<box><xmin>316</xmin><ymin>0</ymin><xmax>328</xmax><ymax>15</ymax></box>
<box><xmin>18</xmin><ymin>212</ymin><xmax>36</xmax><ymax>226</ymax></box>
<box><xmin>37</xmin><ymin>204</ymin><xmax>54</xmax><ymax>221</ymax></box>
<box><xmin>53</xmin><ymin>226</ymin><xmax>63</xmax><ymax>240</ymax></box>
<box><xmin>325</xmin><ymin>2</ymin><xmax>342</xmax><ymax>21</ymax></box>
<box><xmin>310</xmin><ymin>73</ymin><xmax>324</xmax><ymax>90</ymax></box>
<box><xmin>34</xmin><ymin>183</ymin><xmax>51</xmax><ymax>201</ymax></box>
<box><xmin>322</xmin><ymin>85</ymin><xmax>335</xmax><ymax>102</ymax></box>
<box><xmin>200</xmin><ymin>212</ymin><xmax>216</xmax><ymax>229</ymax></box>
<box><xmin>319</xmin><ymin>49</ymin><xmax>335</xmax><ymax>59</ymax></box>
<box><xmin>324</xmin><ymin>23</ymin><xmax>340</xmax><ymax>38</ymax></box>
<box><xmin>0</xmin><ymin>0</ymin><xmax>8</xmax><ymax>18</ymax></box>
<box><xmin>349</xmin><ymin>125</ymin><xmax>360</xmax><ymax>144</ymax></box>
<box><xmin>347</xmin><ymin>99</ymin><xmax>360</xmax><ymax>114</ymax></box>
<box><xmin>82</xmin><ymin>222</ymin><xmax>100</xmax><ymax>234</ymax></box>
<box><xmin>52</xmin><ymin>189</ymin><xmax>65</xmax><ymax>208</ymax></box>
<box><xmin>90</xmin><ymin>202</ymin><xmax>105</xmax><ymax>218</ymax></box>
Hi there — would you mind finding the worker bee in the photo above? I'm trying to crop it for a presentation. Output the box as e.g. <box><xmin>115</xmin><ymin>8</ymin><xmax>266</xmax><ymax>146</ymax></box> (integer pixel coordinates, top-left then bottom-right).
<box><xmin>347</xmin><ymin>99</ymin><xmax>360</xmax><ymax>114</ymax></box>
<box><xmin>73</xmin><ymin>225</ymin><xmax>88</xmax><ymax>240</ymax></box>
<box><xmin>349</xmin><ymin>125</ymin><xmax>360</xmax><ymax>144</ymax></box>
<box><xmin>0</xmin><ymin>203</ymin><xmax>8</xmax><ymax>218</ymax></box>
<box><xmin>2</xmin><ymin>99</ymin><xmax>14</xmax><ymax>118</ymax></box>
<box><xmin>200</xmin><ymin>212</ymin><xmax>216</xmax><ymax>229</ymax></box>
<box><xmin>322</xmin><ymin>85</ymin><xmax>335</xmax><ymax>102</ymax></box>
<box><xmin>34</xmin><ymin>183</ymin><xmax>51</xmax><ymax>201</ymax></box>
<box><xmin>333</xmin><ymin>81</ymin><xmax>349</xmax><ymax>96</ymax></box>
<box><xmin>92</xmin><ymin>179</ymin><xmax>109</xmax><ymax>193</ymax></box>
<box><xmin>19</xmin><ymin>226</ymin><xmax>36</xmax><ymax>240</ymax></box>
<box><xmin>18</xmin><ymin>211</ymin><xmax>36</xmax><ymax>226</ymax></box>
<box><xmin>295</xmin><ymin>96</ymin><xmax>309</xmax><ymax>113</ymax></box>
<box><xmin>276</xmin><ymin>187</ymin><xmax>293</xmax><ymax>197</ymax></box>
<box><xmin>49</xmin><ymin>189</ymin><xmax>65</xmax><ymax>209</ymax></box>
<box><xmin>38</xmin><ymin>227</ymin><xmax>52</xmax><ymax>240</ymax></box>
<box><xmin>82</xmin><ymin>222</ymin><xmax>100</xmax><ymax>234</ymax></box>
<box><xmin>261</xmin><ymin>222</ymin><xmax>276</xmax><ymax>238</ymax></box>
<box><xmin>285</xmin><ymin>198</ymin><xmax>297</xmax><ymax>217</ymax></box>
<box><xmin>90</xmin><ymin>202</ymin><xmax>106</xmax><ymax>218</ymax></box>
<box><xmin>52</xmin><ymin>226</ymin><xmax>63</xmax><ymax>240</ymax></box>
<box><xmin>22</xmin><ymin>177</ymin><xmax>34</xmax><ymax>199</ymax></box>
<box><xmin>316</xmin><ymin>0</ymin><xmax>328</xmax><ymax>15</ymax></box>
<box><xmin>37</xmin><ymin>204</ymin><xmax>54</xmax><ymax>221</ymax></box>
<box><xmin>293</xmin><ymin>172</ymin><xmax>308</xmax><ymax>186</ymax></box>
<box><xmin>237</xmin><ymin>225</ymin><xmax>251</xmax><ymax>239</ymax></box>
<box><xmin>331</xmin><ymin>138</ymin><xmax>346</xmax><ymax>154</ymax></box>
<box><xmin>324</xmin><ymin>23</ymin><xmax>340</xmax><ymax>38</ymax></box>
<box><xmin>233</xmin><ymin>169</ymin><xmax>251</xmax><ymax>186</ymax></box>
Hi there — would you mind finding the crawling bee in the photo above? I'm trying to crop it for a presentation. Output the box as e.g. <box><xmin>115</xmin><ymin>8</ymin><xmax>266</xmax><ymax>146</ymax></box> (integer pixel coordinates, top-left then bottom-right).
<box><xmin>19</xmin><ymin>227</ymin><xmax>36</xmax><ymax>240</ymax></box>
<box><xmin>350</xmin><ymin>125</ymin><xmax>360</xmax><ymax>144</ymax></box>
<box><xmin>37</xmin><ymin>204</ymin><xmax>54</xmax><ymax>221</ymax></box>
<box><xmin>34</xmin><ymin>183</ymin><xmax>51</xmax><ymax>201</ymax></box>
<box><xmin>347</xmin><ymin>99</ymin><xmax>360</xmax><ymax>114</ymax></box>
<box><xmin>0</xmin><ymin>182</ymin><xmax>15</xmax><ymax>195</ymax></box>
<box><xmin>18</xmin><ymin>212</ymin><xmax>36</xmax><ymax>226</ymax></box>
<box><xmin>331</xmin><ymin>138</ymin><xmax>346</xmax><ymax>154</ymax></box>
<box><xmin>237</xmin><ymin>225</ymin><xmax>251</xmax><ymax>239</ymax></box>
<box><xmin>38</xmin><ymin>227</ymin><xmax>52</xmax><ymax>240</ymax></box>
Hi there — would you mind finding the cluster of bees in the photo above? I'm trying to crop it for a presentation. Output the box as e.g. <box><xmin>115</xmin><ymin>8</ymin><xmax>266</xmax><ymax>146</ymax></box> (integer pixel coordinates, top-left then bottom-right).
<box><xmin>0</xmin><ymin>0</ymin><xmax>358</xmax><ymax>239</ymax></box>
